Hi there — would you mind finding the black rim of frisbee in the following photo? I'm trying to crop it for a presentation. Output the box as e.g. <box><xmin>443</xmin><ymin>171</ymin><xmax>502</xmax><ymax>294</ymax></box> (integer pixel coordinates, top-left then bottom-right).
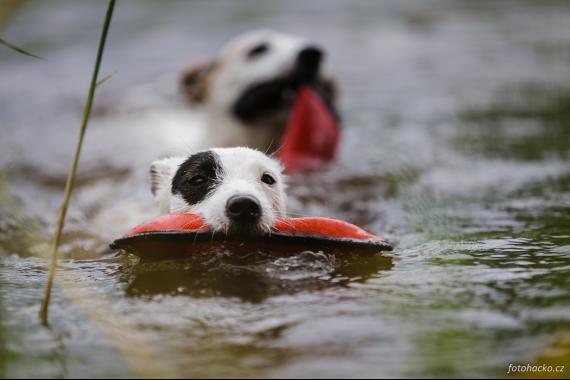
<box><xmin>110</xmin><ymin>230</ymin><xmax>393</xmax><ymax>253</ymax></box>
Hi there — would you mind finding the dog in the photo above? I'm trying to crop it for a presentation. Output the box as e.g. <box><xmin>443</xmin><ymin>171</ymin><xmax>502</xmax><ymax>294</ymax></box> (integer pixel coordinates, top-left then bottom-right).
<box><xmin>180</xmin><ymin>29</ymin><xmax>338</xmax><ymax>153</ymax></box>
<box><xmin>150</xmin><ymin>147</ymin><xmax>287</xmax><ymax>235</ymax></box>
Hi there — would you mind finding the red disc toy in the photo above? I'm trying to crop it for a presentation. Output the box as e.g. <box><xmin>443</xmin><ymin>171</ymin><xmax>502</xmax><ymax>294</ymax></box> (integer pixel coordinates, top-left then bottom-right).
<box><xmin>111</xmin><ymin>213</ymin><xmax>392</xmax><ymax>260</ymax></box>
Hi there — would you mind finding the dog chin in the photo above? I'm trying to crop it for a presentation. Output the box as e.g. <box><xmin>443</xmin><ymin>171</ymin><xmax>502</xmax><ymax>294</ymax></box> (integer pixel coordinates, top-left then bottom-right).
<box><xmin>213</xmin><ymin>220</ymin><xmax>272</xmax><ymax>237</ymax></box>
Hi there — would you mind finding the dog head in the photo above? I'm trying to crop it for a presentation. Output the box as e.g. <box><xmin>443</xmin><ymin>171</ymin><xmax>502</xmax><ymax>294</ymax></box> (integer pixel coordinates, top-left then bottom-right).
<box><xmin>150</xmin><ymin>147</ymin><xmax>286</xmax><ymax>235</ymax></box>
<box><xmin>181</xmin><ymin>30</ymin><xmax>338</xmax><ymax>147</ymax></box>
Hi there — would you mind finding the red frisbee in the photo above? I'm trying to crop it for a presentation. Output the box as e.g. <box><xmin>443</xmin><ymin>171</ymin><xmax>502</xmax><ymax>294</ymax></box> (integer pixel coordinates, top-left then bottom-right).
<box><xmin>111</xmin><ymin>213</ymin><xmax>392</xmax><ymax>259</ymax></box>
<box><xmin>279</xmin><ymin>85</ymin><xmax>340</xmax><ymax>173</ymax></box>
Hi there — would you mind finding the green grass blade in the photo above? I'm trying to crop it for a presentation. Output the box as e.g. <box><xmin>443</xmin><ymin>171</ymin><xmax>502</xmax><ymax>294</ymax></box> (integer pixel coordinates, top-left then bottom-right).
<box><xmin>39</xmin><ymin>0</ymin><xmax>116</xmax><ymax>326</ymax></box>
<box><xmin>96</xmin><ymin>69</ymin><xmax>118</xmax><ymax>87</ymax></box>
<box><xmin>0</xmin><ymin>37</ymin><xmax>41</xmax><ymax>59</ymax></box>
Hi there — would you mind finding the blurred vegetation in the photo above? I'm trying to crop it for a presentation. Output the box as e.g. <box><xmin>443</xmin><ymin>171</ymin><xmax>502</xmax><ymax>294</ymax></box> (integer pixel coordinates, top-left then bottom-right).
<box><xmin>0</xmin><ymin>0</ymin><xmax>21</xmax><ymax>30</ymax></box>
<box><xmin>0</xmin><ymin>173</ymin><xmax>47</xmax><ymax>258</ymax></box>
<box><xmin>0</xmin><ymin>301</ymin><xmax>3</xmax><ymax>379</ymax></box>
<box><xmin>514</xmin><ymin>333</ymin><xmax>570</xmax><ymax>379</ymax></box>
<box><xmin>0</xmin><ymin>1</ymin><xmax>19</xmax><ymax>375</ymax></box>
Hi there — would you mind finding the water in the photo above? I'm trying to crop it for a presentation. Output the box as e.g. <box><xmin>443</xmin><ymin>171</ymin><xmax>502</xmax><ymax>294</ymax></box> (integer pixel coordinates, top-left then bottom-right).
<box><xmin>1</xmin><ymin>0</ymin><xmax>570</xmax><ymax>378</ymax></box>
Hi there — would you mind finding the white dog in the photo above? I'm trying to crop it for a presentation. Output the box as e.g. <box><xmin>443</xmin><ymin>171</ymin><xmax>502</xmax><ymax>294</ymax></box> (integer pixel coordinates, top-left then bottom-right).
<box><xmin>150</xmin><ymin>147</ymin><xmax>287</xmax><ymax>235</ymax></box>
<box><xmin>180</xmin><ymin>29</ymin><xmax>338</xmax><ymax>152</ymax></box>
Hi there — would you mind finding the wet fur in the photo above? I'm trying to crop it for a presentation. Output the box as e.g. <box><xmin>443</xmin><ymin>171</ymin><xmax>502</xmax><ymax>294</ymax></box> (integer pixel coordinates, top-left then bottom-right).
<box><xmin>150</xmin><ymin>147</ymin><xmax>286</xmax><ymax>235</ymax></box>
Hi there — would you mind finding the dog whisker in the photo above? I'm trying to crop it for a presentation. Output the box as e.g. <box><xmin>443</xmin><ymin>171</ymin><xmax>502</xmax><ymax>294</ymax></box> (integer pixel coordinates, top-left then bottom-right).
<box><xmin>263</xmin><ymin>138</ymin><xmax>276</xmax><ymax>155</ymax></box>
<box><xmin>283</xmin><ymin>211</ymin><xmax>312</xmax><ymax>217</ymax></box>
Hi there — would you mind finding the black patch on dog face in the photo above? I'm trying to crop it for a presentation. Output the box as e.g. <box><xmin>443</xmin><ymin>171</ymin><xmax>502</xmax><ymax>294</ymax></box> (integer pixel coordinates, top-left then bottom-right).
<box><xmin>171</xmin><ymin>151</ymin><xmax>223</xmax><ymax>206</ymax></box>
<box><xmin>232</xmin><ymin>77</ymin><xmax>339</xmax><ymax>124</ymax></box>
<box><xmin>232</xmin><ymin>45</ymin><xmax>339</xmax><ymax>124</ymax></box>
<box><xmin>232</xmin><ymin>78</ymin><xmax>294</xmax><ymax>123</ymax></box>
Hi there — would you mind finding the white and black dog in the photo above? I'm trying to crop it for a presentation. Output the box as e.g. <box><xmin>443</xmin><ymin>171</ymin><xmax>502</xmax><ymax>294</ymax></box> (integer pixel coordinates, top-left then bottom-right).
<box><xmin>180</xmin><ymin>29</ymin><xmax>338</xmax><ymax>152</ymax></box>
<box><xmin>150</xmin><ymin>147</ymin><xmax>286</xmax><ymax>235</ymax></box>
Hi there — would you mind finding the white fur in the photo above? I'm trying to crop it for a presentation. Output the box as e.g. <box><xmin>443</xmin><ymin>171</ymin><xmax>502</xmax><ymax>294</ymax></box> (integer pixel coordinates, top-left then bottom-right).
<box><xmin>150</xmin><ymin>156</ymin><xmax>185</xmax><ymax>213</ymax></box>
<box><xmin>151</xmin><ymin>147</ymin><xmax>286</xmax><ymax>234</ymax></box>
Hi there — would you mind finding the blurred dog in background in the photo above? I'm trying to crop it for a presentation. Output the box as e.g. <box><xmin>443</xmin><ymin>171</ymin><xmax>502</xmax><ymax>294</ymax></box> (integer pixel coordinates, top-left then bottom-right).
<box><xmin>180</xmin><ymin>29</ymin><xmax>339</xmax><ymax>153</ymax></box>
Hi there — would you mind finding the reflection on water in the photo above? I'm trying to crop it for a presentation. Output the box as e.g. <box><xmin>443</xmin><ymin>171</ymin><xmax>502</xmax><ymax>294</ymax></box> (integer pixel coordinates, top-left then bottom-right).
<box><xmin>122</xmin><ymin>250</ymin><xmax>392</xmax><ymax>302</ymax></box>
<box><xmin>1</xmin><ymin>0</ymin><xmax>570</xmax><ymax>378</ymax></box>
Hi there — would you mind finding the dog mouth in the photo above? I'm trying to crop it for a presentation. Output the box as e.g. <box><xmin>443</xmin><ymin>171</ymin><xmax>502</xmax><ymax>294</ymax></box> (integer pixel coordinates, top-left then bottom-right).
<box><xmin>223</xmin><ymin>217</ymin><xmax>273</xmax><ymax>238</ymax></box>
<box><xmin>232</xmin><ymin>45</ymin><xmax>337</xmax><ymax>124</ymax></box>
<box><xmin>225</xmin><ymin>222</ymin><xmax>270</xmax><ymax>237</ymax></box>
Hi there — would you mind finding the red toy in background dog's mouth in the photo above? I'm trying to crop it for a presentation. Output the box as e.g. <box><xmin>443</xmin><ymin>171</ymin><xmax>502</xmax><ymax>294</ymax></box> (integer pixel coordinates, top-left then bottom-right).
<box><xmin>111</xmin><ymin>213</ymin><xmax>392</xmax><ymax>259</ymax></box>
<box><xmin>279</xmin><ymin>85</ymin><xmax>340</xmax><ymax>173</ymax></box>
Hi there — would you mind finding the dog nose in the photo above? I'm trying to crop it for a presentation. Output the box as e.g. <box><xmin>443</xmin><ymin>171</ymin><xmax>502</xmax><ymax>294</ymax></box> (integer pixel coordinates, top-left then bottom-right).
<box><xmin>295</xmin><ymin>45</ymin><xmax>323</xmax><ymax>83</ymax></box>
<box><xmin>298</xmin><ymin>46</ymin><xmax>323</xmax><ymax>64</ymax></box>
<box><xmin>226</xmin><ymin>195</ymin><xmax>261</xmax><ymax>224</ymax></box>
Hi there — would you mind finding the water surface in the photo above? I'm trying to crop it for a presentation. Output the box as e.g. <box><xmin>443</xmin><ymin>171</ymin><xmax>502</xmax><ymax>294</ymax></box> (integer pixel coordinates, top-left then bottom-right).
<box><xmin>1</xmin><ymin>1</ymin><xmax>569</xmax><ymax>378</ymax></box>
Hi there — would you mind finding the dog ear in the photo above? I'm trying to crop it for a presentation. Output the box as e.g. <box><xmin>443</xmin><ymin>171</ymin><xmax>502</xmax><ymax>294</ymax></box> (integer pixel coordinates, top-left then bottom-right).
<box><xmin>180</xmin><ymin>61</ymin><xmax>216</xmax><ymax>104</ymax></box>
<box><xmin>150</xmin><ymin>157</ymin><xmax>184</xmax><ymax>196</ymax></box>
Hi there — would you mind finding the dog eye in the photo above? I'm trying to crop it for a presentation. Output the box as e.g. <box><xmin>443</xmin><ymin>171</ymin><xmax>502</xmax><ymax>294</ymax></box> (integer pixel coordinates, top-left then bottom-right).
<box><xmin>247</xmin><ymin>43</ymin><xmax>269</xmax><ymax>59</ymax></box>
<box><xmin>188</xmin><ymin>175</ymin><xmax>206</xmax><ymax>186</ymax></box>
<box><xmin>261</xmin><ymin>173</ymin><xmax>276</xmax><ymax>185</ymax></box>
